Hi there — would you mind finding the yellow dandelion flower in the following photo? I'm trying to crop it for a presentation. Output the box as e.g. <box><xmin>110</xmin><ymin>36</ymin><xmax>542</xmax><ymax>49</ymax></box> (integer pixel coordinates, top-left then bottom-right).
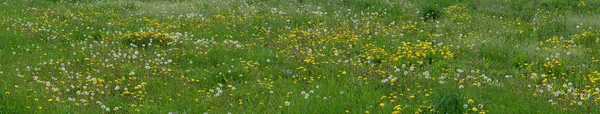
<box><xmin>123</xmin><ymin>91</ymin><xmax>130</xmax><ymax>95</ymax></box>
<box><xmin>472</xmin><ymin>107</ymin><xmax>478</xmax><ymax>112</ymax></box>
<box><xmin>542</xmin><ymin>78</ymin><xmax>548</xmax><ymax>83</ymax></box>
<box><xmin>4</xmin><ymin>92</ymin><xmax>9</xmax><ymax>95</ymax></box>
<box><xmin>468</xmin><ymin>99</ymin><xmax>474</xmax><ymax>104</ymax></box>
<box><xmin>394</xmin><ymin>105</ymin><xmax>402</xmax><ymax>110</ymax></box>
<box><xmin>379</xmin><ymin>103</ymin><xmax>385</xmax><ymax>108</ymax></box>
<box><xmin>578</xmin><ymin>1</ymin><xmax>587</xmax><ymax>6</ymax></box>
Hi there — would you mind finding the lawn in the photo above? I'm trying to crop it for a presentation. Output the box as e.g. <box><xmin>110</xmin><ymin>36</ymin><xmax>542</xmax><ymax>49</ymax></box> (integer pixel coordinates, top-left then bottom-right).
<box><xmin>1</xmin><ymin>0</ymin><xmax>600</xmax><ymax>113</ymax></box>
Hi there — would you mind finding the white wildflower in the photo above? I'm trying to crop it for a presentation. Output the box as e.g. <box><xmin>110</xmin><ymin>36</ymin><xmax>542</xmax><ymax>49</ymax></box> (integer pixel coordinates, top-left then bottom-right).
<box><xmin>457</xmin><ymin>69</ymin><xmax>464</xmax><ymax>73</ymax></box>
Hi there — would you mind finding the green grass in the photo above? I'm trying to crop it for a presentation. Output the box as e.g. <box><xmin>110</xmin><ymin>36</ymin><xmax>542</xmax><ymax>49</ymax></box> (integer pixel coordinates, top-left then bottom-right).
<box><xmin>1</xmin><ymin>0</ymin><xmax>600</xmax><ymax>113</ymax></box>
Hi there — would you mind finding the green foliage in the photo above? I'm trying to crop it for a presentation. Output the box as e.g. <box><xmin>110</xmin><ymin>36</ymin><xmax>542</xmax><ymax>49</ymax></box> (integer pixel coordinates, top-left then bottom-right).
<box><xmin>435</xmin><ymin>93</ymin><xmax>464</xmax><ymax>114</ymax></box>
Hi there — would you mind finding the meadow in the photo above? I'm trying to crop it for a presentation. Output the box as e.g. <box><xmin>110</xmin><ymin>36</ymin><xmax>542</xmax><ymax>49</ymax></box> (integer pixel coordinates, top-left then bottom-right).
<box><xmin>1</xmin><ymin>0</ymin><xmax>600</xmax><ymax>113</ymax></box>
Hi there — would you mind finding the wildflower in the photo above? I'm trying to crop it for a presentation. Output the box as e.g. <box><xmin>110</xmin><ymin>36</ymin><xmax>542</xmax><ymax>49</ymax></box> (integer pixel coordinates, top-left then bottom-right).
<box><xmin>382</xmin><ymin>79</ymin><xmax>389</xmax><ymax>83</ymax></box>
<box><xmin>129</xmin><ymin>71</ymin><xmax>135</xmax><ymax>76</ymax></box>
<box><xmin>364</xmin><ymin>111</ymin><xmax>369</xmax><ymax>114</ymax></box>
<box><xmin>468</xmin><ymin>99</ymin><xmax>474</xmax><ymax>104</ymax></box>
<box><xmin>472</xmin><ymin>107</ymin><xmax>478</xmax><ymax>112</ymax></box>
<box><xmin>542</xmin><ymin>78</ymin><xmax>548</xmax><ymax>83</ymax></box>
<box><xmin>4</xmin><ymin>92</ymin><xmax>9</xmax><ymax>95</ymax></box>
<box><xmin>285</xmin><ymin>101</ymin><xmax>290</xmax><ymax>106</ymax></box>
<box><xmin>578</xmin><ymin>1</ymin><xmax>587</xmax><ymax>6</ymax></box>
<box><xmin>304</xmin><ymin>93</ymin><xmax>309</xmax><ymax>99</ymax></box>
<box><xmin>283</xmin><ymin>69</ymin><xmax>293</xmax><ymax>75</ymax></box>
<box><xmin>379</xmin><ymin>103</ymin><xmax>385</xmax><ymax>107</ymax></box>
<box><xmin>394</xmin><ymin>105</ymin><xmax>402</xmax><ymax>110</ymax></box>
<box><xmin>122</xmin><ymin>91</ymin><xmax>130</xmax><ymax>95</ymax></box>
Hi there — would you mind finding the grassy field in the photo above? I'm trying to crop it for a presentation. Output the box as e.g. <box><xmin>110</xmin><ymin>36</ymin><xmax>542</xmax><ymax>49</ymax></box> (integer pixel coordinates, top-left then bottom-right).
<box><xmin>1</xmin><ymin>0</ymin><xmax>600</xmax><ymax>113</ymax></box>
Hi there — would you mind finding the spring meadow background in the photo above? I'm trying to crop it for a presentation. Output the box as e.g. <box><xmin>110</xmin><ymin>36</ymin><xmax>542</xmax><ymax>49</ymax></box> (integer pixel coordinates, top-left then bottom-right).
<box><xmin>1</xmin><ymin>0</ymin><xmax>600</xmax><ymax>113</ymax></box>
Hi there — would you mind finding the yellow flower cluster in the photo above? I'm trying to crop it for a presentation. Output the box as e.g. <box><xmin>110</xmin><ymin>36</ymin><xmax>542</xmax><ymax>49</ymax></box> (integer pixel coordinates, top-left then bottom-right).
<box><xmin>390</xmin><ymin>41</ymin><xmax>454</xmax><ymax>62</ymax></box>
